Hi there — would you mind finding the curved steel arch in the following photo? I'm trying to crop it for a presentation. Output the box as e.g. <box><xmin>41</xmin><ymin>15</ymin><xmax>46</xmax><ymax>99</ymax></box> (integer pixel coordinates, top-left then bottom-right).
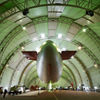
<box><xmin>0</xmin><ymin>31</ymin><xmax>98</xmax><ymax>87</ymax></box>
<box><xmin>18</xmin><ymin>59</ymin><xmax>77</xmax><ymax>86</ymax></box>
<box><xmin>19</xmin><ymin>62</ymin><xmax>77</xmax><ymax>87</ymax></box>
<box><xmin>8</xmin><ymin>57</ymin><xmax>26</xmax><ymax>88</ymax></box>
<box><xmin>1</xmin><ymin>1</ymin><xmax>100</xmax><ymax>23</ymax></box>
<box><xmin>62</xmin><ymin>70</ymin><xmax>74</xmax><ymax>85</ymax></box>
<box><xmin>74</xmin><ymin>56</ymin><xmax>93</xmax><ymax>88</ymax></box>
<box><xmin>63</xmin><ymin>69</ymin><xmax>74</xmax><ymax>82</ymax></box>
<box><xmin>27</xmin><ymin>74</ymin><xmax>72</xmax><ymax>88</ymax></box>
<box><xmin>0</xmin><ymin>10</ymin><xmax>99</xmax><ymax>88</ymax></box>
<box><xmin>67</xmin><ymin>60</ymin><xmax>83</xmax><ymax>84</ymax></box>
<box><xmin>0</xmin><ymin>25</ymin><xmax>21</xmax><ymax>62</ymax></box>
<box><xmin>0</xmin><ymin>25</ymin><xmax>24</xmax><ymax>64</ymax></box>
<box><xmin>87</xmin><ymin>26</ymin><xmax>100</xmax><ymax>42</ymax></box>
<box><xmin>0</xmin><ymin>40</ymin><xmax>30</xmax><ymax>76</ymax></box>
<box><xmin>26</xmin><ymin>73</ymin><xmax>38</xmax><ymax>87</ymax></box>
<box><xmin>21</xmin><ymin>63</ymin><xmax>77</xmax><ymax>87</ymax></box>
<box><xmin>72</xmin><ymin>40</ymin><xmax>100</xmax><ymax>65</ymax></box>
<box><xmin>18</xmin><ymin>60</ymin><xmax>33</xmax><ymax>85</ymax></box>
<box><xmin>63</xmin><ymin>63</ymin><xmax>78</xmax><ymax>87</ymax></box>
<box><xmin>24</xmin><ymin>66</ymin><xmax>37</xmax><ymax>85</ymax></box>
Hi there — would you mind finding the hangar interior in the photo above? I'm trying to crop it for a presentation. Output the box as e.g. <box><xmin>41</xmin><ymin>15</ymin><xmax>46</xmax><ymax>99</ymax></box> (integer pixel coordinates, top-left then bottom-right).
<box><xmin>0</xmin><ymin>0</ymin><xmax>100</xmax><ymax>92</ymax></box>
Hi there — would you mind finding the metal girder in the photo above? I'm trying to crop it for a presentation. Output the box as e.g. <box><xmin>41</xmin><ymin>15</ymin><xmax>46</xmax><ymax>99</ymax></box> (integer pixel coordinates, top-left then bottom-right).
<box><xmin>0</xmin><ymin>25</ymin><xmax>23</xmax><ymax>65</ymax></box>
<box><xmin>61</xmin><ymin>75</ymin><xmax>72</xmax><ymax>84</ymax></box>
<box><xmin>26</xmin><ymin>74</ymin><xmax>38</xmax><ymax>87</ymax></box>
<box><xmin>0</xmin><ymin>7</ymin><xmax>19</xmax><ymax>22</ymax></box>
<box><xmin>74</xmin><ymin>56</ymin><xmax>93</xmax><ymax>88</ymax></box>
<box><xmin>63</xmin><ymin>69</ymin><xmax>74</xmax><ymax>81</ymax></box>
<box><xmin>19</xmin><ymin>62</ymin><xmax>76</xmax><ymax>87</ymax></box>
<box><xmin>72</xmin><ymin>40</ymin><xmax>100</xmax><ymax>65</ymax></box>
<box><xmin>62</xmin><ymin>71</ymin><xmax>73</xmax><ymax>84</ymax></box>
<box><xmin>0</xmin><ymin>23</ymin><xmax>31</xmax><ymax>74</ymax></box>
<box><xmin>1</xmin><ymin>0</ymin><xmax>100</xmax><ymax>23</ymax></box>
<box><xmin>83</xmin><ymin>17</ymin><xmax>94</xmax><ymax>23</ymax></box>
<box><xmin>23</xmin><ymin>63</ymin><xmax>77</xmax><ymax>87</ymax></box>
<box><xmin>58</xmin><ymin>16</ymin><xmax>74</xmax><ymax>24</ymax></box>
<box><xmin>86</xmin><ymin>26</ymin><xmax>100</xmax><ymax>45</ymax></box>
<box><xmin>26</xmin><ymin>4</ymin><xmax>91</xmax><ymax>11</ymax></box>
<box><xmin>23</xmin><ymin>62</ymin><xmax>36</xmax><ymax>84</ymax></box>
<box><xmin>0</xmin><ymin>0</ymin><xmax>10</xmax><ymax>5</ymax></box>
<box><xmin>12</xmin><ymin>0</ymin><xmax>24</xmax><ymax>10</ymax></box>
<box><xmin>18</xmin><ymin>60</ymin><xmax>76</xmax><ymax>86</ymax></box>
<box><xmin>32</xmin><ymin>16</ymin><xmax>48</xmax><ymax>25</ymax></box>
<box><xmin>8</xmin><ymin>57</ymin><xmax>26</xmax><ymax>88</ymax></box>
<box><xmin>18</xmin><ymin>60</ymin><xmax>33</xmax><ymax>85</ymax></box>
<box><xmin>0</xmin><ymin>40</ymin><xmax>30</xmax><ymax>77</ymax></box>
<box><xmin>12</xmin><ymin>0</ymin><xmax>33</xmax><ymax>21</ymax></box>
<box><xmin>27</xmin><ymin>74</ymin><xmax>71</xmax><ymax>88</ymax></box>
<box><xmin>24</xmin><ymin>68</ymin><xmax>37</xmax><ymax>85</ymax></box>
<box><xmin>30</xmin><ymin>16</ymin><xmax>74</xmax><ymax>25</ymax></box>
<box><xmin>0</xmin><ymin>53</ymin><xmax>14</xmax><ymax>83</ymax></box>
<box><xmin>0</xmin><ymin>26</ymin><xmax>22</xmax><ymax>57</ymax></box>
<box><xmin>63</xmin><ymin>63</ymin><xmax>78</xmax><ymax>87</ymax></box>
<box><xmin>15</xmin><ymin>16</ymin><xmax>26</xmax><ymax>22</ymax></box>
<box><xmin>68</xmin><ymin>60</ymin><xmax>83</xmax><ymax>84</ymax></box>
<box><xmin>15</xmin><ymin>0</ymin><xmax>94</xmax><ymax>10</ymax></box>
<box><xmin>31</xmin><ymin>0</ymin><xmax>41</xmax><ymax>6</ymax></box>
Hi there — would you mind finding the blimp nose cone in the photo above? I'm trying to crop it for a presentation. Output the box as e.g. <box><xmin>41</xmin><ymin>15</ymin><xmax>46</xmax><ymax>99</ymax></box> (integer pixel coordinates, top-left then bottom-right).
<box><xmin>37</xmin><ymin>41</ymin><xmax>62</xmax><ymax>83</ymax></box>
<box><xmin>46</xmin><ymin>40</ymin><xmax>53</xmax><ymax>43</ymax></box>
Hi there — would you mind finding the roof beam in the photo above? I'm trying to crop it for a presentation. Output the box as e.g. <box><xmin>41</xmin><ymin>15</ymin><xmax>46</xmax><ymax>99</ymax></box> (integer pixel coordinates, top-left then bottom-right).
<box><xmin>74</xmin><ymin>56</ymin><xmax>93</xmax><ymax>88</ymax></box>
<box><xmin>18</xmin><ymin>60</ymin><xmax>33</xmax><ymax>85</ymax></box>
<box><xmin>68</xmin><ymin>60</ymin><xmax>83</xmax><ymax>84</ymax></box>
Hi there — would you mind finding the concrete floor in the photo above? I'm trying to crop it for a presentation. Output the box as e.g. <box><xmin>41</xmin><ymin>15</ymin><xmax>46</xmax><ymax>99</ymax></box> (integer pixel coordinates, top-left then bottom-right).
<box><xmin>0</xmin><ymin>90</ymin><xmax>100</xmax><ymax>100</ymax></box>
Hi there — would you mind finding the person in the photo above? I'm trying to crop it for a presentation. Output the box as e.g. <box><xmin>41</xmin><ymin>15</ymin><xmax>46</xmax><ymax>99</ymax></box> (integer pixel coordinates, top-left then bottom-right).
<box><xmin>3</xmin><ymin>89</ymin><xmax>8</xmax><ymax>98</ymax></box>
<box><xmin>0</xmin><ymin>87</ymin><xmax>3</xmax><ymax>95</ymax></box>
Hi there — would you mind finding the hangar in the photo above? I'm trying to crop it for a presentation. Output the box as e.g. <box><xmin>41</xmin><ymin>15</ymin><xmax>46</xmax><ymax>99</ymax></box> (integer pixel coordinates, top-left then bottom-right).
<box><xmin>0</xmin><ymin>0</ymin><xmax>100</xmax><ymax>100</ymax></box>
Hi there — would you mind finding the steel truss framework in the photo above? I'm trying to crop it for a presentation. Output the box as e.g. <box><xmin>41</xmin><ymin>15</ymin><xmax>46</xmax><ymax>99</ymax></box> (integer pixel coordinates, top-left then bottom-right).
<box><xmin>0</xmin><ymin>0</ymin><xmax>99</xmax><ymax>23</ymax></box>
<box><xmin>0</xmin><ymin>0</ymin><xmax>100</xmax><ymax>88</ymax></box>
<box><xmin>0</xmin><ymin>18</ymin><xmax>100</xmax><ymax>87</ymax></box>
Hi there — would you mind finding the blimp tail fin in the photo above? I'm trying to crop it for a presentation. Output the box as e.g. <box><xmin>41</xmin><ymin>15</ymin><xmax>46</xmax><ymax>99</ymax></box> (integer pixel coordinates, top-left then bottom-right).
<box><xmin>60</xmin><ymin>51</ymin><xmax>76</xmax><ymax>60</ymax></box>
<box><xmin>22</xmin><ymin>51</ymin><xmax>37</xmax><ymax>60</ymax></box>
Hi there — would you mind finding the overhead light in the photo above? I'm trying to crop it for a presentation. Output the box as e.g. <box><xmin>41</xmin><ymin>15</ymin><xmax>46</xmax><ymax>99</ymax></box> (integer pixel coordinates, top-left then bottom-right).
<box><xmin>78</xmin><ymin>46</ymin><xmax>82</xmax><ymax>50</ymax></box>
<box><xmin>58</xmin><ymin>34</ymin><xmax>62</xmax><ymax>39</ymax></box>
<box><xmin>6</xmin><ymin>64</ymin><xmax>9</xmax><ymax>67</ymax></box>
<box><xmin>83</xmin><ymin>70</ymin><xmax>85</xmax><ymax>72</ymax></box>
<box><xmin>42</xmin><ymin>41</ymin><xmax>47</xmax><ymax>45</ymax></box>
<box><xmin>62</xmin><ymin>48</ymin><xmax>66</xmax><ymax>51</ymax></box>
<box><xmin>36</xmin><ymin>47</ymin><xmax>41</xmax><ymax>53</ymax></box>
<box><xmin>57</xmin><ymin>48</ymin><xmax>61</xmax><ymax>53</ymax></box>
<box><xmin>22</xmin><ymin>27</ymin><xmax>26</xmax><ymax>30</ymax></box>
<box><xmin>82</xmin><ymin>28</ymin><xmax>87</xmax><ymax>32</ymax></box>
<box><xmin>40</xmin><ymin>34</ymin><xmax>45</xmax><ymax>39</ymax></box>
<box><xmin>32</xmin><ymin>37</ymin><xmax>38</xmax><ymax>41</ymax></box>
<box><xmin>87</xmin><ymin>20</ymin><xmax>91</xmax><ymax>24</ymax></box>
<box><xmin>94</xmin><ymin>64</ymin><xmax>98</xmax><ymax>68</ymax></box>
<box><xmin>66</xmin><ymin>38</ymin><xmax>71</xmax><ymax>41</ymax></box>
<box><xmin>86</xmin><ymin>10</ymin><xmax>94</xmax><ymax>17</ymax></box>
<box><xmin>94</xmin><ymin>86</ymin><xmax>98</xmax><ymax>89</ymax></box>
<box><xmin>71</xmin><ymin>56</ymin><xmax>74</xmax><ymax>59</ymax></box>
<box><xmin>21</xmin><ymin>46</ymin><xmax>24</xmax><ymax>50</ymax></box>
<box><xmin>19</xmin><ymin>20</ymin><xmax>22</xmax><ymax>22</ymax></box>
<box><xmin>23</xmin><ymin>8</ymin><xmax>29</xmax><ymax>15</ymax></box>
